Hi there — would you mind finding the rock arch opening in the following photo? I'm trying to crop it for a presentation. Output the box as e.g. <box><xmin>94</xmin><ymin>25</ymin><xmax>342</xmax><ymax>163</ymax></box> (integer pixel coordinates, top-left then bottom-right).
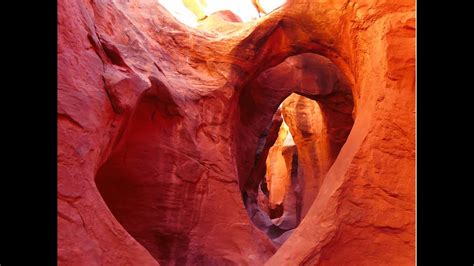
<box><xmin>235</xmin><ymin>53</ymin><xmax>355</xmax><ymax>247</ymax></box>
<box><xmin>241</xmin><ymin>92</ymin><xmax>354</xmax><ymax>247</ymax></box>
<box><xmin>94</xmin><ymin>51</ymin><xmax>355</xmax><ymax>264</ymax></box>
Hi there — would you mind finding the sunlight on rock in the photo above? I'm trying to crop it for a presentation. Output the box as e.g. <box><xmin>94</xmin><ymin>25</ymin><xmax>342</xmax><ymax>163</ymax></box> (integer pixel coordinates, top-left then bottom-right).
<box><xmin>158</xmin><ymin>0</ymin><xmax>286</xmax><ymax>28</ymax></box>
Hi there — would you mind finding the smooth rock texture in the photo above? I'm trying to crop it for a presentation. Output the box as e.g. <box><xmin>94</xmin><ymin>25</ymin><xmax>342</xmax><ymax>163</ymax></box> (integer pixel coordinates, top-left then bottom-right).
<box><xmin>58</xmin><ymin>0</ymin><xmax>415</xmax><ymax>265</ymax></box>
<box><xmin>266</xmin><ymin>120</ymin><xmax>294</xmax><ymax>206</ymax></box>
<box><xmin>249</xmin><ymin>90</ymin><xmax>352</xmax><ymax>246</ymax></box>
<box><xmin>281</xmin><ymin>92</ymin><xmax>354</xmax><ymax>217</ymax></box>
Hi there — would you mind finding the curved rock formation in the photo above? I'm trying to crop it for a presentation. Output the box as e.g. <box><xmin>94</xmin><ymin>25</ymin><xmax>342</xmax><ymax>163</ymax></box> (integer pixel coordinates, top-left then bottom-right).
<box><xmin>58</xmin><ymin>0</ymin><xmax>415</xmax><ymax>265</ymax></box>
<box><xmin>281</xmin><ymin>91</ymin><xmax>354</xmax><ymax>217</ymax></box>
<box><xmin>245</xmin><ymin>89</ymin><xmax>353</xmax><ymax>247</ymax></box>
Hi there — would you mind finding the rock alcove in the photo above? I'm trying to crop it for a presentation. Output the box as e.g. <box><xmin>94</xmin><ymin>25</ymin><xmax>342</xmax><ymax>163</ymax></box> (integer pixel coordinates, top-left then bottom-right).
<box><xmin>95</xmin><ymin>51</ymin><xmax>355</xmax><ymax>264</ymax></box>
<box><xmin>58</xmin><ymin>0</ymin><xmax>415</xmax><ymax>265</ymax></box>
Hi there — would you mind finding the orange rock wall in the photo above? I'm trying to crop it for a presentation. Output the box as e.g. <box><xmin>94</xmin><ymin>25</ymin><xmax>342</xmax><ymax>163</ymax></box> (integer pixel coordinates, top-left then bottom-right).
<box><xmin>266</xmin><ymin>121</ymin><xmax>293</xmax><ymax>205</ymax></box>
<box><xmin>281</xmin><ymin>92</ymin><xmax>353</xmax><ymax>217</ymax></box>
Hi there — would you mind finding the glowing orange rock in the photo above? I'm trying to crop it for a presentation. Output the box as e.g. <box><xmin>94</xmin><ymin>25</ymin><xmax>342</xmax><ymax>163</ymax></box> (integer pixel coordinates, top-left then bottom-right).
<box><xmin>266</xmin><ymin>121</ymin><xmax>293</xmax><ymax>206</ymax></box>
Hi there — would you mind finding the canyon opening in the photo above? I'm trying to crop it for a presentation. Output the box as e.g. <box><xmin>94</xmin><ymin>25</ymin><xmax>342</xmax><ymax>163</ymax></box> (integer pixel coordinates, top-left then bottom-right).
<box><xmin>95</xmin><ymin>51</ymin><xmax>355</xmax><ymax>265</ymax></box>
<box><xmin>58</xmin><ymin>0</ymin><xmax>416</xmax><ymax>265</ymax></box>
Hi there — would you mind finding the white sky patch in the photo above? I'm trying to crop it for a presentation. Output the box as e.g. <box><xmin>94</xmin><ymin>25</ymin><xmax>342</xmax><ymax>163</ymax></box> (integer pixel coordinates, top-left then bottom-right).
<box><xmin>282</xmin><ymin>120</ymin><xmax>295</xmax><ymax>146</ymax></box>
<box><xmin>260</xmin><ymin>0</ymin><xmax>287</xmax><ymax>14</ymax></box>
<box><xmin>158</xmin><ymin>0</ymin><xmax>286</xmax><ymax>28</ymax></box>
<box><xmin>158</xmin><ymin>0</ymin><xmax>200</xmax><ymax>27</ymax></box>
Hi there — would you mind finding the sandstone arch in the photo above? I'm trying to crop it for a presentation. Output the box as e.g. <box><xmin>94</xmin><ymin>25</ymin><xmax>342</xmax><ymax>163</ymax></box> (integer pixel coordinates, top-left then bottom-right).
<box><xmin>58</xmin><ymin>0</ymin><xmax>415</xmax><ymax>265</ymax></box>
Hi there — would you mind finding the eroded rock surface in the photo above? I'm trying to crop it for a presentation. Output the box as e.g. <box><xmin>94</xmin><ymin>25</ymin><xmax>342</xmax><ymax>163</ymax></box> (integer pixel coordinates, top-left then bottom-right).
<box><xmin>58</xmin><ymin>0</ymin><xmax>415</xmax><ymax>265</ymax></box>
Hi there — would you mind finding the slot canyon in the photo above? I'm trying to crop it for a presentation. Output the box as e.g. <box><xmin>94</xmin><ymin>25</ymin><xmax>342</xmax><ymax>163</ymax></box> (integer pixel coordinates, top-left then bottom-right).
<box><xmin>58</xmin><ymin>0</ymin><xmax>415</xmax><ymax>265</ymax></box>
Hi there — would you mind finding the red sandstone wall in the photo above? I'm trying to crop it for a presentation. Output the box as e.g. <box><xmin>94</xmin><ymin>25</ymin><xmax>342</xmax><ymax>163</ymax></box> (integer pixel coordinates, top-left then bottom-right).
<box><xmin>58</xmin><ymin>0</ymin><xmax>415</xmax><ymax>265</ymax></box>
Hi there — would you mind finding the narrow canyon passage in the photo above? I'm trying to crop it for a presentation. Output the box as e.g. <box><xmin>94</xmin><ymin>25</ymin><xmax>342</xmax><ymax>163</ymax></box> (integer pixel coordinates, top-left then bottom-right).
<box><xmin>243</xmin><ymin>92</ymin><xmax>354</xmax><ymax>247</ymax></box>
<box><xmin>58</xmin><ymin>0</ymin><xmax>415</xmax><ymax>265</ymax></box>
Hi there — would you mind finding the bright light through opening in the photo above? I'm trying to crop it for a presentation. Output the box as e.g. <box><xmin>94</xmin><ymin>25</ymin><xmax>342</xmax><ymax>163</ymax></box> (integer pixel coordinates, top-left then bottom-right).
<box><xmin>158</xmin><ymin>0</ymin><xmax>287</xmax><ymax>28</ymax></box>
